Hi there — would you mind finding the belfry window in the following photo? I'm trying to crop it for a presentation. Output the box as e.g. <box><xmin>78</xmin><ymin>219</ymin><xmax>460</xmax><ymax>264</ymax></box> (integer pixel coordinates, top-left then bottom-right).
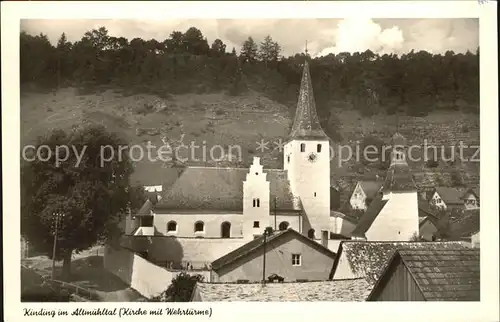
<box><xmin>253</xmin><ymin>198</ymin><xmax>260</xmax><ymax>207</ymax></box>
<box><xmin>317</xmin><ymin>144</ymin><xmax>322</xmax><ymax>153</ymax></box>
<box><xmin>300</xmin><ymin>143</ymin><xmax>305</xmax><ymax>152</ymax></box>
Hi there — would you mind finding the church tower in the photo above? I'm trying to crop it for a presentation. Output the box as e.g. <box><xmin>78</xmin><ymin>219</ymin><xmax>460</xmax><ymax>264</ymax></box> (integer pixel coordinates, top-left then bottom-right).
<box><xmin>283</xmin><ymin>58</ymin><xmax>331</xmax><ymax>240</ymax></box>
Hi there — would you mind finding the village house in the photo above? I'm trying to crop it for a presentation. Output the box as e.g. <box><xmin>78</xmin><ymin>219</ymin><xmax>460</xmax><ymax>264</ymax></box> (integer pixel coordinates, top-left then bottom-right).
<box><xmin>329</xmin><ymin>240</ymin><xmax>468</xmax><ymax>285</ymax></box>
<box><xmin>190</xmin><ymin>278</ymin><xmax>370</xmax><ymax>301</ymax></box>
<box><xmin>209</xmin><ymin>228</ymin><xmax>336</xmax><ymax>283</ymax></box>
<box><xmin>429</xmin><ymin>186</ymin><xmax>480</xmax><ymax>210</ymax></box>
<box><xmin>367</xmin><ymin>248</ymin><xmax>480</xmax><ymax>301</ymax></box>
<box><xmin>349</xmin><ymin>181</ymin><xmax>383</xmax><ymax>211</ymax></box>
<box><xmin>449</xmin><ymin>209</ymin><xmax>480</xmax><ymax>247</ymax></box>
<box><xmin>417</xmin><ymin>200</ymin><xmax>440</xmax><ymax>241</ymax></box>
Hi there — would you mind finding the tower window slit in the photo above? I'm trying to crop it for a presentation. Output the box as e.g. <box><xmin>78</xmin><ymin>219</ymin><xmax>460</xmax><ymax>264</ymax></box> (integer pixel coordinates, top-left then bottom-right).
<box><xmin>317</xmin><ymin>144</ymin><xmax>322</xmax><ymax>153</ymax></box>
<box><xmin>300</xmin><ymin>143</ymin><xmax>305</xmax><ymax>152</ymax></box>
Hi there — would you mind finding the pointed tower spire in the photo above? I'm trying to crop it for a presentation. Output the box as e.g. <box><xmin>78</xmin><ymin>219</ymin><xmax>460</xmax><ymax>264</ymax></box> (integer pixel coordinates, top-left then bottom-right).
<box><xmin>288</xmin><ymin>57</ymin><xmax>328</xmax><ymax>140</ymax></box>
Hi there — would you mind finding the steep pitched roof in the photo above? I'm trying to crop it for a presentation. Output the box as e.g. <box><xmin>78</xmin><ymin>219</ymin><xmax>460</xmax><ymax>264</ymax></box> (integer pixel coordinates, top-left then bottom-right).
<box><xmin>358</xmin><ymin>181</ymin><xmax>383</xmax><ymax>199</ymax></box>
<box><xmin>154</xmin><ymin>167</ymin><xmax>299</xmax><ymax>212</ymax></box>
<box><xmin>382</xmin><ymin>163</ymin><xmax>417</xmax><ymax>192</ymax></box>
<box><xmin>367</xmin><ymin>248</ymin><xmax>480</xmax><ymax>301</ymax></box>
<box><xmin>329</xmin><ymin>241</ymin><xmax>468</xmax><ymax>285</ymax></box>
<box><xmin>434</xmin><ymin>187</ymin><xmax>467</xmax><ymax>205</ymax></box>
<box><xmin>211</xmin><ymin>228</ymin><xmax>336</xmax><ymax>271</ymax></box>
<box><xmin>350</xmin><ymin>193</ymin><xmax>388</xmax><ymax>238</ymax></box>
<box><xmin>450</xmin><ymin>209</ymin><xmax>480</xmax><ymax>239</ymax></box>
<box><xmin>288</xmin><ymin>60</ymin><xmax>328</xmax><ymax>141</ymax></box>
<box><xmin>192</xmin><ymin>279</ymin><xmax>370</xmax><ymax>301</ymax></box>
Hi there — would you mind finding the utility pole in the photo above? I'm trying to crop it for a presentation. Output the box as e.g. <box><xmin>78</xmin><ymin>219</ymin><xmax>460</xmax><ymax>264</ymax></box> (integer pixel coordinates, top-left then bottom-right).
<box><xmin>51</xmin><ymin>213</ymin><xmax>65</xmax><ymax>280</ymax></box>
<box><xmin>274</xmin><ymin>197</ymin><xmax>277</xmax><ymax>230</ymax></box>
<box><xmin>261</xmin><ymin>227</ymin><xmax>272</xmax><ymax>285</ymax></box>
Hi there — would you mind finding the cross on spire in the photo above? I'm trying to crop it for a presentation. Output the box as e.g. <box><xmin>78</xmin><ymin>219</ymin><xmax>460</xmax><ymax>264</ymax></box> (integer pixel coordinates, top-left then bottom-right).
<box><xmin>305</xmin><ymin>40</ymin><xmax>308</xmax><ymax>56</ymax></box>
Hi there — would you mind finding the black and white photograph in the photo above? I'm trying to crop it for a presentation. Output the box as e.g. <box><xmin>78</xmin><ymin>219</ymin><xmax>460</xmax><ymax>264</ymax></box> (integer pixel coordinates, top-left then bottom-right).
<box><xmin>2</xmin><ymin>1</ymin><xmax>499</xmax><ymax>321</ymax></box>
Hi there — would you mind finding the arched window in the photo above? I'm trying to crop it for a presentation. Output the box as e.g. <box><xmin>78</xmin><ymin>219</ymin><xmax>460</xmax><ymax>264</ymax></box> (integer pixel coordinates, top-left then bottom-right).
<box><xmin>167</xmin><ymin>221</ymin><xmax>177</xmax><ymax>232</ymax></box>
<box><xmin>278</xmin><ymin>221</ymin><xmax>289</xmax><ymax>231</ymax></box>
<box><xmin>307</xmin><ymin>229</ymin><xmax>315</xmax><ymax>239</ymax></box>
<box><xmin>221</xmin><ymin>222</ymin><xmax>231</xmax><ymax>238</ymax></box>
<box><xmin>300</xmin><ymin>143</ymin><xmax>306</xmax><ymax>152</ymax></box>
<box><xmin>317</xmin><ymin>144</ymin><xmax>322</xmax><ymax>153</ymax></box>
<box><xmin>194</xmin><ymin>221</ymin><xmax>204</xmax><ymax>233</ymax></box>
<box><xmin>257</xmin><ymin>198</ymin><xmax>260</xmax><ymax>207</ymax></box>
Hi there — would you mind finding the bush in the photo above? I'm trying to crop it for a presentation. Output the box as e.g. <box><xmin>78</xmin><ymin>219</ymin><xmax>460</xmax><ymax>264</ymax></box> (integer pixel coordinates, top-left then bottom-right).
<box><xmin>151</xmin><ymin>272</ymin><xmax>204</xmax><ymax>302</ymax></box>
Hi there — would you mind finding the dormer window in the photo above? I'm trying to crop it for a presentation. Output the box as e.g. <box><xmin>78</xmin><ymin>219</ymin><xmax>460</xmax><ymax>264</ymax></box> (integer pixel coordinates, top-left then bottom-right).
<box><xmin>317</xmin><ymin>144</ymin><xmax>322</xmax><ymax>153</ymax></box>
<box><xmin>300</xmin><ymin>143</ymin><xmax>305</xmax><ymax>152</ymax></box>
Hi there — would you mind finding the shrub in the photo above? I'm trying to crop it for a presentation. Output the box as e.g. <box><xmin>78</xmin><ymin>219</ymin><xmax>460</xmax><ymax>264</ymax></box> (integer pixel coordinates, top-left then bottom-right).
<box><xmin>151</xmin><ymin>272</ymin><xmax>204</xmax><ymax>302</ymax></box>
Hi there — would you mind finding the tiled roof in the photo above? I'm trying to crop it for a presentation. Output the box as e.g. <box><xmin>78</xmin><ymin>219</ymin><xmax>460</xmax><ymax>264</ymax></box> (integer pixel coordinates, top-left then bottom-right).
<box><xmin>450</xmin><ymin>209</ymin><xmax>480</xmax><ymax>239</ymax></box>
<box><xmin>192</xmin><ymin>278</ymin><xmax>370</xmax><ymax>301</ymax></box>
<box><xmin>382</xmin><ymin>163</ymin><xmax>417</xmax><ymax>192</ymax></box>
<box><xmin>350</xmin><ymin>193</ymin><xmax>388</xmax><ymax>238</ymax></box>
<box><xmin>358</xmin><ymin>181</ymin><xmax>383</xmax><ymax>199</ymax></box>
<box><xmin>211</xmin><ymin>228</ymin><xmax>336</xmax><ymax>271</ymax></box>
<box><xmin>288</xmin><ymin>60</ymin><xmax>329</xmax><ymax>141</ymax></box>
<box><xmin>154</xmin><ymin>167</ymin><xmax>299</xmax><ymax>212</ymax></box>
<box><xmin>368</xmin><ymin>248</ymin><xmax>480</xmax><ymax>301</ymax></box>
<box><xmin>329</xmin><ymin>241</ymin><xmax>468</xmax><ymax>285</ymax></box>
<box><xmin>434</xmin><ymin>187</ymin><xmax>467</xmax><ymax>205</ymax></box>
<box><xmin>136</xmin><ymin>199</ymin><xmax>154</xmax><ymax>216</ymax></box>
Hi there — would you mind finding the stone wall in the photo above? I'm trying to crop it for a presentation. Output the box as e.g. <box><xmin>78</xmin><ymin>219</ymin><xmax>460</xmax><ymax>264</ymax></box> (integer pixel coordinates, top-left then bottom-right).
<box><xmin>103</xmin><ymin>244</ymin><xmax>211</xmax><ymax>298</ymax></box>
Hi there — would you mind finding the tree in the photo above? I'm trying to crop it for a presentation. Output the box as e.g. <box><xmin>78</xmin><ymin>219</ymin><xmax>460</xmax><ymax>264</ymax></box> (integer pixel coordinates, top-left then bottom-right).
<box><xmin>182</xmin><ymin>27</ymin><xmax>209</xmax><ymax>55</ymax></box>
<box><xmin>258</xmin><ymin>35</ymin><xmax>281</xmax><ymax>67</ymax></box>
<box><xmin>151</xmin><ymin>272</ymin><xmax>204</xmax><ymax>302</ymax></box>
<box><xmin>21</xmin><ymin>124</ymin><xmax>134</xmax><ymax>280</ymax></box>
<box><xmin>210</xmin><ymin>39</ymin><xmax>227</xmax><ymax>57</ymax></box>
<box><xmin>240</xmin><ymin>37</ymin><xmax>258</xmax><ymax>63</ymax></box>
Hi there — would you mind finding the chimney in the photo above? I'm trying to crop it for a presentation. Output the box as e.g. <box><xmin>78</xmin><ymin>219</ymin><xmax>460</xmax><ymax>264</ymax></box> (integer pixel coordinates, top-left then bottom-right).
<box><xmin>321</xmin><ymin>230</ymin><xmax>329</xmax><ymax>248</ymax></box>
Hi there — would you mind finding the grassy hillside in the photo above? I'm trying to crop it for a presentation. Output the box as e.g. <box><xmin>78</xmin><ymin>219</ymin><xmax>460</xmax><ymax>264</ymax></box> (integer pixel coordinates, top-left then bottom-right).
<box><xmin>21</xmin><ymin>87</ymin><xmax>479</xmax><ymax>195</ymax></box>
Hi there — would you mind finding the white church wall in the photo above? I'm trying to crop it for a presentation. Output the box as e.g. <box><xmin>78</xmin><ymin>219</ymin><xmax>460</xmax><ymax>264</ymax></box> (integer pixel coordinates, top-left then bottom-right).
<box><xmin>366</xmin><ymin>192</ymin><xmax>419</xmax><ymax>241</ymax></box>
<box><xmin>153</xmin><ymin>213</ymin><xmax>243</xmax><ymax>238</ymax></box>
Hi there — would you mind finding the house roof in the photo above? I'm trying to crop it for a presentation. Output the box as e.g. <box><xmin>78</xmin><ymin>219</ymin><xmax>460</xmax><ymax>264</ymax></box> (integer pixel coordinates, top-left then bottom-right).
<box><xmin>450</xmin><ymin>209</ymin><xmax>480</xmax><ymax>239</ymax></box>
<box><xmin>211</xmin><ymin>228</ymin><xmax>336</xmax><ymax>271</ymax></box>
<box><xmin>358</xmin><ymin>181</ymin><xmax>383</xmax><ymax>199</ymax></box>
<box><xmin>288</xmin><ymin>60</ymin><xmax>329</xmax><ymax>141</ymax></box>
<box><xmin>329</xmin><ymin>241</ymin><xmax>468</xmax><ymax>285</ymax></box>
<box><xmin>350</xmin><ymin>193</ymin><xmax>388</xmax><ymax>238</ymax></box>
<box><xmin>434</xmin><ymin>187</ymin><xmax>467</xmax><ymax>205</ymax></box>
<box><xmin>191</xmin><ymin>278</ymin><xmax>370</xmax><ymax>301</ymax></box>
<box><xmin>153</xmin><ymin>167</ymin><xmax>300</xmax><ymax>212</ymax></box>
<box><xmin>330</xmin><ymin>211</ymin><xmax>359</xmax><ymax>225</ymax></box>
<box><xmin>136</xmin><ymin>199</ymin><xmax>154</xmax><ymax>216</ymax></box>
<box><xmin>367</xmin><ymin>248</ymin><xmax>480</xmax><ymax>301</ymax></box>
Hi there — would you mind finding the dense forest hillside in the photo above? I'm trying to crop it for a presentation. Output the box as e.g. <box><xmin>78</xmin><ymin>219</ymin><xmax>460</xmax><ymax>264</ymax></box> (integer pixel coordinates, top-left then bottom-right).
<box><xmin>20</xmin><ymin>26</ymin><xmax>480</xmax><ymax>195</ymax></box>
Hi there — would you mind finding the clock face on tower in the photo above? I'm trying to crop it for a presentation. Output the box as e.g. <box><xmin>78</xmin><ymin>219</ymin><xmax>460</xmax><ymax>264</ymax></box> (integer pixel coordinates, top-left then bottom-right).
<box><xmin>307</xmin><ymin>152</ymin><xmax>318</xmax><ymax>163</ymax></box>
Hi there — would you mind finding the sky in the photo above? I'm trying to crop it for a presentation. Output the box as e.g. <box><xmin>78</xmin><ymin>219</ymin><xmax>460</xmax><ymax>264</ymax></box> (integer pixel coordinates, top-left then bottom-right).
<box><xmin>21</xmin><ymin>18</ymin><xmax>479</xmax><ymax>57</ymax></box>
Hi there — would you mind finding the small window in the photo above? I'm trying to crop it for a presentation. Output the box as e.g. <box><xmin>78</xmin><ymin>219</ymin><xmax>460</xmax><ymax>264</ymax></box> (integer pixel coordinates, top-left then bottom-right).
<box><xmin>253</xmin><ymin>199</ymin><xmax>256</xmax><ymax>207</ymax></box>
<box><xmin>257</xmin><ymin>198</ymin><xmax>260</xmax><ymax>207</ymax></box>
<box><xmin>314</xmin><ymin>192</ymin><xmax>317</xmax><ymax>197</ymax></box>
<box><xmin>292</xmin><ymin>254</ymin><xmax>301</xmax><ymax>266</ymax></box>
<box><xmin>300</xmin><ymin>143</ymin><xmax>305</xmax><ymax>152</ymax></box>
<box><xmin>253</xmin><ymin>221</ymin><xmax>260</xmax><ymax>228</ymax></box>
<box><xmin>167</xmin><ymin>221</ymin><xmax>177</xmax><ymax>232</ymax></box>
<box><xmin>255</xmin><ymin>172</ymin><xmax>258</xmax><ymax>175</ymax></box>
<box><xmin>287</xmin><ymin>155</ymin><xmax>290</xmax><ymax>163</ymax></box>
<box><xmin>278</xmin><ymin>221</ymin><xmax>289</xmax><ymax>231</ymax></box>
<box><xmin>252</xmin><ymin>198</ymin><xmax>260</xmax><ymax>207</ymax></box>
<box><xmin>194</xmin><ymin>221</ymin><xmax>204</xmax><ymax>232</ymax></box>
<box><xmin>307</xmin><ymin>229</ymin><xmax>315</xmax><ymax>239</ymax></box>
<box><xmin>317</xmin><ymin>144</ymin><xmax>322</xmax><ymax>153</ymax></box>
